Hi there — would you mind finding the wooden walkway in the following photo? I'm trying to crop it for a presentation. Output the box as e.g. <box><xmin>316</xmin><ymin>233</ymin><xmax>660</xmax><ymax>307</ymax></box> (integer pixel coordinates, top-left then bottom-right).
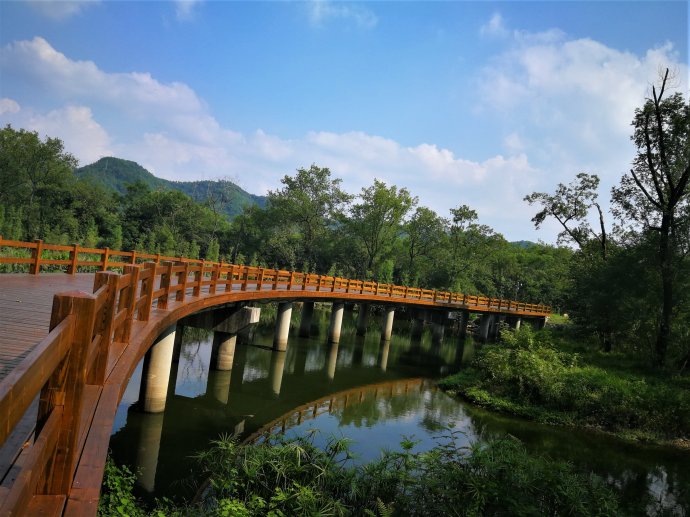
<box><xmin>0</xmin><ymin>275</ymin><xmax>93</xmax><ymax>382</ymax></box>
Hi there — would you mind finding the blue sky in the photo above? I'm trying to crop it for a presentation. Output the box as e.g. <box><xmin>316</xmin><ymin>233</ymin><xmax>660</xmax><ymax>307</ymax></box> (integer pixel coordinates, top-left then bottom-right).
<box><xmin>0</xmin><ymin>1</ymin><xmax>687</xmax><ymax>242</ymax></box>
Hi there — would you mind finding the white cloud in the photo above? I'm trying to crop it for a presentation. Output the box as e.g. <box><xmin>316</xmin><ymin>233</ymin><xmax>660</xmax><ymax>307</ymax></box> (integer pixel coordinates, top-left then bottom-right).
<box><xmin>0</xmin><ymin>100</ymin><xmax>111</xmax><ymax>163</ymax></box>
<box><xmin>480</xmin><ymin>13</ymin><xmax>508</xmax><ymax>38</ymax></box>
<box><xmin>175</xmin><ymin>0</ymin><xmax>201</xmax><ymax>21</ymax></box>
<box><xmin>476</xmin><ymin>17</ymin><xmax>688</xmax><ymax>240</ymax></box>
<box><xmin>308</xmin><ymin>0</ymin><xmax>377</xmax><ymax>29</ymax></box>
<box><xmin>0</xmin><ymin>98</ymin><xmax>20</xmax><ymax>115</ymax></box>
<box><xmin>26</xmin><ymin>0</ymin><xmax>99</xmax><ymax>20</ymax></box>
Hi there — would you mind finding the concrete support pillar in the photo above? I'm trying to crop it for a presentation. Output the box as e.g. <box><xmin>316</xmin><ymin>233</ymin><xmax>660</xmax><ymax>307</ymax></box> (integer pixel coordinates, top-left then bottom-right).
<box><xmin>537</xmin><ymin>317</ymin><xmax>547</xmax><ymax>330</ymax></box>
<box><xmin>477</xmin><ymin>314</ymin><xmax>493</xmax><ymax>343</ymax></box>
<box><xmin>139</xmin><ymin>325</ymin><xmax>176</xmax><ymax>413</ymax></box>
<box><xmin>457</xmin><ymin>310</ymin><xmax>469</xmax><ymax>340</ymax></box>
<box><xmin>269</xmin><ymin>350</ymin><xmax>287</xmax><ymax>397</ymax></box>
<box><xmin>378</xmin><ymin>340</ymin><xmax>391</xmax><ymax>371</ymax></box>
<box><xmin>490</xmin><ymin>315</ymin><xmax>504</xmax><ymax>340</ymax></box>
<box><xmin>326</xmin><ymin>342</ymin><xmax>339</xmax><ymax>380</ymax></box>
<box><xmin>381</xmin><ymin>307</ymin><xmax>395</xmax><ymax>342</ymax></box>
<box><xmin>356</xmin><ymin>303</ymin><xmax>369</xmax><ymax>336</ymax></box>
<box><xmin>273</xmin><ymin>302</ymin><xmax>293</xmax><ymax>351</ymax></box>
<box><xmin>328</xmin><ymin>302</ymin><xmax>345</xmax><ymax>343</ymax></box>
<box><xmin>172</xmin><ymin>325</ymin><xmax>184</xmax><ymax>363</ymax></box>
<box><xmin>211</xmin><ymin>331</ymin><xmax>237</xmax><ymax>371</ymax></box>
<box><xmin>507</xmin><ymin>316</ymin><xmax>522</xmax><ymax>331</ymax></box>
<box><xmin>134</xmin><ymin>411</ymin><xmax>164</xmax><ymax>493</ymax></box>
<box><xmin>299</xmin><ymin>301</ymin><xmax>315</xmax><ymax>337</ymax></box>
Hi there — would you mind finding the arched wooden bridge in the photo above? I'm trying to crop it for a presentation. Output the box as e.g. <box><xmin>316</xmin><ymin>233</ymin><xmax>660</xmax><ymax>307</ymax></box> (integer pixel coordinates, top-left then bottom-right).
<box><xmin>0</xmin><ymin>237</ymin><xmax>550</xmax><ymax>515</ymax></box>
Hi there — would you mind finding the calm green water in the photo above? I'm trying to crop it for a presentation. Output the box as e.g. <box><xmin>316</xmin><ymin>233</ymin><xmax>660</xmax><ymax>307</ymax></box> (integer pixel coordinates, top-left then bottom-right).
<box><xmin>108</xmin><ymin>307</ymin><xmax>690</xmax><ymax>514</ymax></box>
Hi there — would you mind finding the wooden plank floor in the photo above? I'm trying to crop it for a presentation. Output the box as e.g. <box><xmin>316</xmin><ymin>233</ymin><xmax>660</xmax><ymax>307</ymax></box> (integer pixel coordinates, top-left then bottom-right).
<box><xmin>0</xmin><ymin>274</ymin><xmax>94</xmax><ymax>382</ymax></box>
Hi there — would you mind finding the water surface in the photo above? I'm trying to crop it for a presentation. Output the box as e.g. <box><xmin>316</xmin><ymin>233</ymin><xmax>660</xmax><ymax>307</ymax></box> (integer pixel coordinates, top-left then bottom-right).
<box><xmin>108</xmin><ymin>308</ymin><xmax>690</xmax><ymax>514</ymax></box>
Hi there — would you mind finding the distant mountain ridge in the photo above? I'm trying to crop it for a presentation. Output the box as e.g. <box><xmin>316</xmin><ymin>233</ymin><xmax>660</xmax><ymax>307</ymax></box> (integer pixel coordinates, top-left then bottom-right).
<box><xmin>75</xmin><ymin>157</ymin><xmax>266</xmax><ymax>218</ymax></box>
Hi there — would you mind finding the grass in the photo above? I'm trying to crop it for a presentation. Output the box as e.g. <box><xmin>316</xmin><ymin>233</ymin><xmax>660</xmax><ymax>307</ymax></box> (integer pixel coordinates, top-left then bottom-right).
<box><xmin>99</xmin><ymin>430</ymin><xmax>619</xmax><ymax>516</ymax></box>
<box><xmin>438</xmin><ymin>326</ymin><xmax>690</xmax><ymax>446</ymax></box>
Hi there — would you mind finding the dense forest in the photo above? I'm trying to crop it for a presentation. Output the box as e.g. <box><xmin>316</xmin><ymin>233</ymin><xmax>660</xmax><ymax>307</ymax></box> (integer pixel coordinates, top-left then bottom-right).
<box><xmin>0</xmin><ymin>72</ymin><xmax>688</xmax><ymax>369</ymax></box>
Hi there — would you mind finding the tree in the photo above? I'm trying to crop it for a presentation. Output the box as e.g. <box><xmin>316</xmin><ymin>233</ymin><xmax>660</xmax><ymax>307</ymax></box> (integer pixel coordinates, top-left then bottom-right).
<box><xmin>267</xmin><ymin>165</ymin><xmax>351</xmax><ymax>270</ymax></box>
<box><xmin>524</xmin><ymin>173</ymin><xmax>608</xmax><ymax>260</ymax></box>
<box><xmin>346</xmin><ymin>179</ymin><xmax>416</xmax><ymax>279</ymax></box>
<box><xmin>441</xmin><ymin>205</ymin><xmax>498</xmax><ymax>293</ymax></box>
<box><xmin>403</xmin><ymin>207</ymin><xmax>447</xmax><ymax>284</ymax></box>
<box><xmin>0</xmin><ymin>125</ymin><xmax>78</xmax><ymax>240</ymax></box>
<box><xmin>611</xmin><ymin>69</ymin><xmax>690</xmax><ymax>365</ymax></box>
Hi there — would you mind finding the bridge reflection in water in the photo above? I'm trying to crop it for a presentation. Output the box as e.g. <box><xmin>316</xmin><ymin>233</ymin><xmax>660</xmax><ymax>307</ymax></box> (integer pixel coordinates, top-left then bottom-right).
<box><xmin>107</xmin><ymin>311</ymin><xmax>474</xmax><ymax>502</ymax></box>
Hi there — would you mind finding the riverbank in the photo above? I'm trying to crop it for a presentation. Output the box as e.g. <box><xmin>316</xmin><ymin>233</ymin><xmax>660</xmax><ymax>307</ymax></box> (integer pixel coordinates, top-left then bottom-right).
<box><xmin>438</xmin><ymin>326</ymin><xmax>690</xmax><ymax>447</ymax></box>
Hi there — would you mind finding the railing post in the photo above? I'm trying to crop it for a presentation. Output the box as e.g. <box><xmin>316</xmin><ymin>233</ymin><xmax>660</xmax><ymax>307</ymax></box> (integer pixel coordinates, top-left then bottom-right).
<box><xmin>288</xmin><ymin>271</ymin><xmax>294</xmax><ymax>291</ymax></box>
<box><xmin>130</xmin><ymin>251</ymin><xmax>137</xmax><ymax>265</ymax></box>
<box><xmin>273</xmin><ymin>269</ymin><xmax>279</xmax><ymax>290</ymax></box>
<box><xmin>121</xmin><ymin>265</ymin><xmax>141</xmax><ymax>341</ymax></box>
<box><xmin>29</xmin><ymin>239</ymin><xmax>43</xmax><ymax>275</ymax></box>
<box><xmin>139</xmin><ymin>262</ymin><xmax>157</xmax><ymax>321</ymax></box>
<box><xmin>241</xmin><ymin>266</ymin><xmax>248</xmax><ymax>291</ymax></box>
<box><xmin>433</xmin><ymin>290</ymin><xmax>437</xmax><ymax>303</ymax></box>
<box><xmin>193</xmin><ymin>261</ymin><xmax>205</xmax><ymax>297</ymax></box>
<box><xmin>68</xmin><ymin>243</ymin><xmax>79</xmax><ymax>275</ymax></box>
<box><xmin>101</xmin><ymin>247</ymin><xmax>110</xmax><ymax>271</ymax></box>
<box><xmin>158</xmin><ymin>262</ymin><xmax>173</xmax><ymax>309</ymax></box>
<box><xmin>257</xmin><ymin>268</ymin><xmax>265</xmax><ymax>291</ymax></box>
<box><xmin>37</xmin><ymin>291</ymin><xmax>97</xmax><ymax>495</ymax></box>
<box><xmin>177</xmin><ymin>262</ymin><xmax>189</xmax><ymax>302</ymax></box>
<box><xmin>91</xmin><ymin>272</ymin><xmax>119</xmax><ymax>384</ymax></box>
<box><xmin>302</xmin><ymin>273</ymin><xmax>308</xmax><ymax>291</ymax></box>
<box><xmin>209</xmin><ymin>263</ymin><xmax>220</xmax><ymax>295</ymax></box>
<box><xmin>316</xmin><ymin>275</ymin><xmax>322</xmax><ymax>292</ymax></box>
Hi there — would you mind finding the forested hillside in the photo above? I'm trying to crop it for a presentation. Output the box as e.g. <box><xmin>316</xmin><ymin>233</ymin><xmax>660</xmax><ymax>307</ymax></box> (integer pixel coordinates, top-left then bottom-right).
<box><xmin>76</xmin><ymin>157</ymin><xmax>265</xmax><ymax>218</ymax></box>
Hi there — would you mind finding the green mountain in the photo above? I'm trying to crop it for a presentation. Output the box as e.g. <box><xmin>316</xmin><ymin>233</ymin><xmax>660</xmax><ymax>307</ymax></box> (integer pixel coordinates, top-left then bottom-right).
<box><xmin>75</xmin><ymin>157</ymin><xmax>265</xmax><ymax>218</ymax></box>
<box><xmin>510</xmin><ymin>240</ymin><xmax>538</xmax><ymax>249</ymax></box>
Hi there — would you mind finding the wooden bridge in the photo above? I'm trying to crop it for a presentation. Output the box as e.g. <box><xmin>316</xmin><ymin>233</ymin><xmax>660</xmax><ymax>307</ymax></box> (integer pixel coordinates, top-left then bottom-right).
<box><xmin>0</xmin><ymin>237</ymin><xmax>550</xmax><ymax>515</ymax></box>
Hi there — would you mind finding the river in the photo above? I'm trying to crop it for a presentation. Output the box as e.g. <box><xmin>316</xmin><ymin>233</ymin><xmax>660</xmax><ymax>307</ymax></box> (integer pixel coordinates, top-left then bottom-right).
<box><xmin>108</xmin><ymin>306</ymin><xmax>690</xmax><ymax>514</ymax></box>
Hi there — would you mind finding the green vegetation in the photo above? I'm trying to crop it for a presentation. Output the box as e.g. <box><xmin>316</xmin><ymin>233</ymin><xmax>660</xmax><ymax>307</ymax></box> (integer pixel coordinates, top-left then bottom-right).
<box><xmin>439</xmin><ymin>326</ymin><xmax>690</xmax><ymax>445</ymax></box>
<box><xmin>525</xmin><ymin>70</ymin><xmax>689</xmax><ymax>367</ymax></box>
<box><xmin>98</xmin><ymin>431</ymin><xmax>618</xmax><ymax>516</ymax></box>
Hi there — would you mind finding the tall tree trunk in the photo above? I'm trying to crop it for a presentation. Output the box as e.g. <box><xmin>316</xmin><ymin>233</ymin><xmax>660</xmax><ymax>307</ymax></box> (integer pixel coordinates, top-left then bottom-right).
<box><xmin>656</xmin><ymin>214</ymin><xmax>673</xmax><ymax>365</ymax></box>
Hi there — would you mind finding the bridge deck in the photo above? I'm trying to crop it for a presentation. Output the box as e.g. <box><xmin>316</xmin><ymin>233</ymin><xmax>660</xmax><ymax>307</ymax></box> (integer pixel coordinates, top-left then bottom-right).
<box><xmin>0</xmin><ymin>274</ymin><xmax>93</xmax><ymax>382</ymax></box>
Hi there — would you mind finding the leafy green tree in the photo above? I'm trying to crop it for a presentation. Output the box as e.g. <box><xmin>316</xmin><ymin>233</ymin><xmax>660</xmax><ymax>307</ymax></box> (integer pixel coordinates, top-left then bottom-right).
<box><xmin>0</xmin><ymin>125</ymin><xmax>78</xmax><ymax>240</ymax></box>
<box><xmin>524</xmin><ymin>173</ymin><xmax>608</xmax><ymax>260</ymax></box>
<box><xmin>346</xmin><ymin>179</ymin><xmax>416</xmax><ymax>279</ymax></box>
<box><xmin>611</xmin><ymin>69</ymin><xmax>690</xmax><ymax>365</ymax></box>
<box><xmin>403</xmin><ymin>207</ymin><xmax>447</xmax><ymax>285</ymax></box>
<box><xmin>266</xmin><ymin>165</ymin><xmax>351</xmax><ymax>270</ymax></box>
